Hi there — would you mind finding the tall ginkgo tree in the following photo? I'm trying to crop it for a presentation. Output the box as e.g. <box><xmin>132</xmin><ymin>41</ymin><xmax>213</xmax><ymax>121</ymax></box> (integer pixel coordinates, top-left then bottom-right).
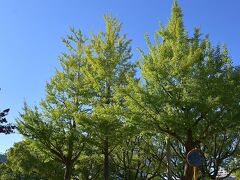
<box><xmin>124</xmin><ymin>1</ymin><xmax>240</xmax><ymax>179</ymax></box>
<box><xmin>82</xmin><ymin>15</ymin><xmax>135</xmax><ymax>180</ymax></box>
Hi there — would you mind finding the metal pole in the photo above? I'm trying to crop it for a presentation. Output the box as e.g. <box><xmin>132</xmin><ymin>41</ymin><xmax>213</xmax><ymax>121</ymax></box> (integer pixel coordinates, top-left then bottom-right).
<box><xmin>194</xmin><ymin>166</ymin><xmax>197</xmax><ymax>180</ymax></box>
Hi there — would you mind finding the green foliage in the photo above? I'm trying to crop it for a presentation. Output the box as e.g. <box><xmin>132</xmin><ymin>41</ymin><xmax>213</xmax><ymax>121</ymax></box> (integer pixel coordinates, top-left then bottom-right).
<box><xmin>235</xmin><ymin>169</ymin><xmax>240</xmax><ymax>178</ymax></box>
<box><xmin>112</xmin><ymin>133</ymin><xmax>167</xmax><ymax>179</ymax></box>
<box><xmin>0</xmin><ymin>163</ymin><xmax>15</xmax><ymax>180</ymax></box>
<box><xmin>0</xmin><ymin>141</ymin><xmax>64</xmax><ymax>180</ymax></box>
<box><xmin>74</xmin><ymin>145</ymin><xmax>104</xmax><ymax>180</ymax></box>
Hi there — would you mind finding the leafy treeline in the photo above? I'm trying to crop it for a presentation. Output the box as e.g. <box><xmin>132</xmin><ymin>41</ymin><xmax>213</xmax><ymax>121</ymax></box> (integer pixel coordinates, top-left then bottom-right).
<box><xmin>1</xmin><ymin>1</ymin><xmax>240</xmax><ymax>180</ymax></box>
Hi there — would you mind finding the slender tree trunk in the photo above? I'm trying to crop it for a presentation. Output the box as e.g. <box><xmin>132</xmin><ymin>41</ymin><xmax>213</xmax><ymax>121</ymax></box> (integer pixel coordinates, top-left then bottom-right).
<box><xmin>183</xmin><ymin>130</ymin><xmax>195</xmax><ymax>180</ymax></box>
<box><xmin>124</xmin><ymin>169</ymin><xmax>131</xmax><ymax>180</ymax></box>
<box><xmin>104</xmin><ymin>137</ymin><xmax>109</xmax><ymax>180</ymax></box>
<box><xmin>64</xmin><ymin>162</ymin><xmax>73</xmax><ymax>180</ymax></box>
<box><xmin>166</xmin><ymin>136</ymin><xmax>173</xmax><ymax>179</ymax></box>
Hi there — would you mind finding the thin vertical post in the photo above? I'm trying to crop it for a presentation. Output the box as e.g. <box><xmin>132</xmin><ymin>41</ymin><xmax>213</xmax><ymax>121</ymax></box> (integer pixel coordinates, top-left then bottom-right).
<box><xmin>193</xmin><ymin>166</ymin><xmax>197</xmax><ymax>180</ymax></box>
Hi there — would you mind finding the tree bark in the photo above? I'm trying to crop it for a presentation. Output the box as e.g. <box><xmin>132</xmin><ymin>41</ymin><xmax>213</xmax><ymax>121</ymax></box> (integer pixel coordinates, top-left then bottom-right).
<box><xmin>183</xmin><ymin>130</ymin><xmax>195</xmax><ymax>180</ymax></box>
<box><xmin>64</xmin><ymin>162</ymin><xmax>73</xmax><ymax>180</ymax></box>
<box><xmin>104</xmin><ymin>137</ymin><xmax>109</xmax><ymax>180</ymax></box>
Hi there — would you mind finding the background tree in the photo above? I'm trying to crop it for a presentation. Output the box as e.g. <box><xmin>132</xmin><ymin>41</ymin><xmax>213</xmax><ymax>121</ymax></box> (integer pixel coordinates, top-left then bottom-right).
<box><xmin>1</xmin><ymin>140</ymin><xmax>64</xmax><ymax>180</ymax></box>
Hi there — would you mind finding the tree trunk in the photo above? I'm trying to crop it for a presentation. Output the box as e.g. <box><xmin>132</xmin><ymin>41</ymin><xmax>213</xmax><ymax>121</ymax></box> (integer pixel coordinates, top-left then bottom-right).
<box><xmin>166</xmin><ymin>136</ymin><xmax>173</xmax><ymax>180</ymax></box>
<box><xmin>104</xmin><ymin>137</ymin><xmax>109</xmax><ymax>180</ymax></box>
<box><xmin>183</xmin><ymin>130</ymin><xmax>195</xmax><ymax>180</ymax></box>
<box><xmin>64</xmin><ymin>162</ymin><xmax>73</xmax><ymax>180</ymax></box>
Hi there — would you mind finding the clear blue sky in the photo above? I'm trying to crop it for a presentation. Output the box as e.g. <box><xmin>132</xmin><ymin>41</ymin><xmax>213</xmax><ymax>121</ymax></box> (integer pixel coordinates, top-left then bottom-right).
<box><xmin>1</xmin><ymin>0</ymin><xmax>240</xmax><ymax>153</ymax></box>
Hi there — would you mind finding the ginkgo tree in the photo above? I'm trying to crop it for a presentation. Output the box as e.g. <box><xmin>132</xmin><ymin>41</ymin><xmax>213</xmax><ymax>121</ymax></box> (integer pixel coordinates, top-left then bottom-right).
<box><xmin>82</xmin><ymin>15</ymin><xmax>135</xmax><ymax>180</ymax></box>
<box><xmin>17</xmin><ymin>29</ymin><xmax>90</xmax><ymax>180</ymax></box>
<box><xmin>124</xmin><ymin>1</ymin><xmax>240</xmax><ymax>179</ymax></box>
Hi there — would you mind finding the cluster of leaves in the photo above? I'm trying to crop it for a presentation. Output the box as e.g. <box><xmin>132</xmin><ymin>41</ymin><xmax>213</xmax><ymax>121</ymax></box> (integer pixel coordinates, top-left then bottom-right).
<box><xmin>14</xmin><ymin>1</ymin><xmax>240</xmax><ymax>180</ymax></box>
